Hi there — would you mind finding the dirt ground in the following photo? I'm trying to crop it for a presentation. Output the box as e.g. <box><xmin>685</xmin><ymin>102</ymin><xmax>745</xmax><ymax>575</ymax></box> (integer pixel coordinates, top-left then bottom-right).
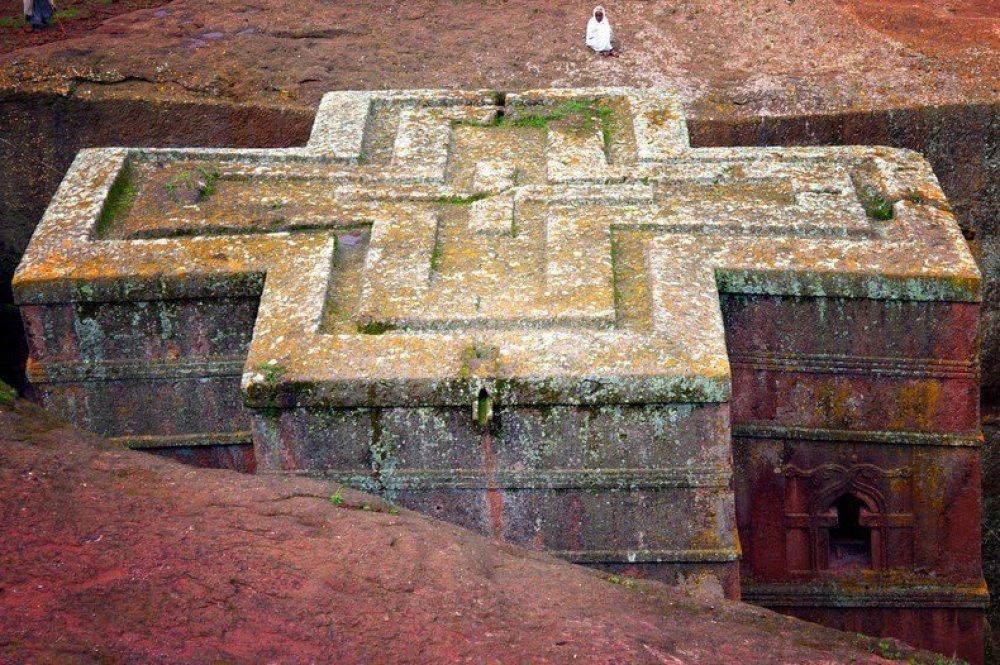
<box><xmin>0</xmin><ymin>0</ymin><xmax>995</xmax><ymax>113</ymax></box>
<box><xmin>0</xmin><ymin>0</ymin><xmax>170</xmax><ymax>53</ymax></box>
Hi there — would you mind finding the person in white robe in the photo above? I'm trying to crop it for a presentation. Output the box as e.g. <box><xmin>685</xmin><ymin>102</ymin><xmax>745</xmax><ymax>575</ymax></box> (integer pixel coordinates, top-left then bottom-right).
<box><xmin>585</xmin><ymin>6</ymin><xmax>618</xmax><ymax>57</ymax></box>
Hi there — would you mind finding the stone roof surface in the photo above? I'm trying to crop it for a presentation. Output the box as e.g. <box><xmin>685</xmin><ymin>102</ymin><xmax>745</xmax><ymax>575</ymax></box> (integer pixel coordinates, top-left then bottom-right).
<box><xmin>13</xmin><ymin>88</ymin><xmax>980</xmax><ymax>408</ymax></box>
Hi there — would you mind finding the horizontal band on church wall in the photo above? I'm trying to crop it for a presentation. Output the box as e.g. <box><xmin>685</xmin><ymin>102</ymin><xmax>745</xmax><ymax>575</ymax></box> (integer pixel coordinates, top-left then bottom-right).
<box><xmin>26</xmin><ymin>357</ymin><xmax>246</xmax><ymax>383</ymax></box>
<box><xmin>556</xmin><ymin>548</ymin><xmax>740</xmax><ymax>564</ymax></box>
<box><xmin>732</xmin><ymin>423</ymin><xmax>983</xmax><ymax>447</ymax></box>
<box><xmin>744</xmin><ymin>583</ymin><xmax>990</xmax><ymax>609</ymax></box>
<box><xmin>728</xmin><ymin>352</ymin><xmax>978</xmax><ymax>379</ymax></box>
<box><xmin>281</xmin><ymin>467</ymin><xmax>733</xmax><ymax>490</ymax></box>
<box><xmin>111</xmin><ymin>430</ymin><xmax>253</xmax><ymax>450</ymax></box>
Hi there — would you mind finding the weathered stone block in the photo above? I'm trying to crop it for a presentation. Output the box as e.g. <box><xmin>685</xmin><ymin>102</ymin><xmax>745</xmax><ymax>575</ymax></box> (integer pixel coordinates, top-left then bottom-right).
<box><xmin>253</xmin><ymin>402</ymin><xmax>737</xmax><ymax>586</ymax></box>
<box><xmin>13</xmin><ymin>87</ymin><xmax>985</xmax><ymax>660</ymax></box>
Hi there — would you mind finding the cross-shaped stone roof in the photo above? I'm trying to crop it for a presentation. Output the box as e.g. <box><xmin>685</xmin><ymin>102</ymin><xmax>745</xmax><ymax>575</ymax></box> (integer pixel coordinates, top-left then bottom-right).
<box><xmin>14</xmin><ymin>87</ymin><xmax>980</xmax><ymax>409</ymax></box>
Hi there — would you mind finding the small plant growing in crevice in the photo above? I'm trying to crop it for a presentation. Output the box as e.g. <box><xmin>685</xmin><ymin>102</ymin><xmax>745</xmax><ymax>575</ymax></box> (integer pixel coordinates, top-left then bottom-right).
<box><xmin>855</xmin><ymin>185</ymin><xmax>895</xmax><ymax>221</ymax></box>
<box><xmin>0</xmin><ymin>381</ymin><xmax>16</xmax><ymax>405</ymax></box>
<box><xmin>606</xmin><ymin>574</ymin><xmax>638</xmax><ymax>589</ymax></box>
<box><xmin>357</xmin><ymin>320</ymin><xmax>397</xmax><ymax>335</ymax></box>
<box><xmin>254</xmin><ymin>362</ymin><xmax>285</xmax><ymax>386</ymax></box>
<box><xmin>867</xmin><ymin>195</ymin><xmax>894</xmax><ymax>220</ymax></box>
<box><xmin>458</xmin><ymin>344</ymin><xmax>499</xmax><ymax>378</ymax></box>
<box><xmin>868</xmin><ymin>639</ymin><xmax>902</xmax><ymax>659</ymax></box>
<box><xmin>433</xmin><ymin>193</ymin><xmax>488</xmax><ymax>206</ymax></box>
<box><xmin>330</xmin><ymin>491</ymin><xmax>344</xmax><ymax>506</ymax></box>
<box><xmin>429</xmin><ymin>232</ymin><xmax>443</xmax><ymax>272</ymax></box>
<box><xmin>164</xmin><ymin>165</ymin><xmax>222</xmax><ymax>204</ymax></box>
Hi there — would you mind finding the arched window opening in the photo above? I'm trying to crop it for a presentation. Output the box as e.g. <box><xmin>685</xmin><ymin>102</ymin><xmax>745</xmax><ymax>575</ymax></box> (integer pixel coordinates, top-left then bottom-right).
<box><xmin>828</xmin><ymin>494</ymin><xmax>872</xmax><ymax>569</ymax></box>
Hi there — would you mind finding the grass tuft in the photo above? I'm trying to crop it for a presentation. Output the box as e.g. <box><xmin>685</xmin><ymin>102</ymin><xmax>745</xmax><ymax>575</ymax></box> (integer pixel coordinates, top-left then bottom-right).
<box><xmin>55</xmin><ymin>6</ymin><xmax>91</xmax><ymax>20</ymax></box>
<box><xmin>433</xmin><ymin>193</ymin><xmax>487</xmax><ymax>205</ymax></box>
<box><xmin>0</xmin><ymin>15</ymin><xmax>26</xmax><ymax>28</ymax></box>
<box><xmin>458</xmin><ymin>99</ymin><xmax>616</xmax><ymax>138</ymax></box>
<box><xmin>96</xmin><ymin>167</ymin><xmax>138</xmax><ymax>236</ymax></box>
<box><xmin>357</xmin><ymin>321</ymin><xmax>397</xmax><ymax>335</ymax></box>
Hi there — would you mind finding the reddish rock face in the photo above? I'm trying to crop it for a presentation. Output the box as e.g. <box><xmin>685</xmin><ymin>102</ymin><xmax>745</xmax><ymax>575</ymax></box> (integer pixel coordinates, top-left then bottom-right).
<box><xmin>725</xmin><ymin>294</ymin><xmax>985</xmax><ymax>661</ymax></box>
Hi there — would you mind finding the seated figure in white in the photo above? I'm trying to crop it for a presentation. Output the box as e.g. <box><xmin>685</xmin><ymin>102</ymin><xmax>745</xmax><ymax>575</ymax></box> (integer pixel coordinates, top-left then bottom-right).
<box><xmin>586</xmin><ymin>6</ymin><xmax>618</xmax><ymax>57</ymax></box>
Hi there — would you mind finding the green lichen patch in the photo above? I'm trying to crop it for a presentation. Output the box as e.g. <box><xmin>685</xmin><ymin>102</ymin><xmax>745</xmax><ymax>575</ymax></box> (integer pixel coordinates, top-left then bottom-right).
<box><xmin>254</xmin><ymin>362</ymin><xmax>286</xmax><ymax>386</ymax></box>
<box><xmin>433</xmin><ymin>193</ymin><xmax>488</xmax><ymax>205</ymax></box>
<box><xmin>357</xmin><ymin>320</ymin><xmax>397</xmax><ymax>335</ymax></box>
<box><xmin>459</xmin><ymin>344</ymin><xmax>501</xmax><ymax>379</ymax></box>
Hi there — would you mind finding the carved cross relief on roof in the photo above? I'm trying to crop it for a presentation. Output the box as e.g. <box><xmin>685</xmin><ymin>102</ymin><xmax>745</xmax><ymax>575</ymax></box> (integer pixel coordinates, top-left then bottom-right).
<box><xmin>14</xmin><ymin>88</ymin><xmax>980</xmax><ymax>408</ymax></box>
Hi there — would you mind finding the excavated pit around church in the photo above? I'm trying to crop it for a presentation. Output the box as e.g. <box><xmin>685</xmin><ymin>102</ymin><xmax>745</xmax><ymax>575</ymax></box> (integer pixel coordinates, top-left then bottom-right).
<box><xmin>1</xmin><ymin>89</ymin><xmax>997</xmax><ymax>658</ymax></box>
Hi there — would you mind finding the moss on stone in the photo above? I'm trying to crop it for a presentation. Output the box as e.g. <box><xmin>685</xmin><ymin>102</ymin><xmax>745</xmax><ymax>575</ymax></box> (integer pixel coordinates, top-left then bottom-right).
<box><xmin>95</xmin><ymin>166</ymin><xmax>139</xmax><ymax>237</ymax></box>
<box><xmin>0</xmin><ymin>381</ymin><xmax>16</xmax><ymax>405</ymax></box>
<box><xmin>433</xmin><ymin>193</ymin><xmax>488</xmax><ymax>205</ymax></box>
<box><xmin>357</xmin><ymin>320</ymin><xmax>397</xmax><ymax>335</ymax></box>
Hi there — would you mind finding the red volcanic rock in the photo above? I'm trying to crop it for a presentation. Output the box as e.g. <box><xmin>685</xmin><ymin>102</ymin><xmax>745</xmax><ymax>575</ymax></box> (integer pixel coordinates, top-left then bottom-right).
<box><xmin>0</xmin><ymin>394</ymin><xmax>935</xmax><ymax>664</ymax></box>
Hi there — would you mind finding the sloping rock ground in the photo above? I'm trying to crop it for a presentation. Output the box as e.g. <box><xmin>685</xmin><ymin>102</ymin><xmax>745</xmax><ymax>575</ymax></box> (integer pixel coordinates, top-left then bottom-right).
<box><xmin>0</xmin><ymin>391</ymin><xmax>948</xmax><ymax>665</ymax></box>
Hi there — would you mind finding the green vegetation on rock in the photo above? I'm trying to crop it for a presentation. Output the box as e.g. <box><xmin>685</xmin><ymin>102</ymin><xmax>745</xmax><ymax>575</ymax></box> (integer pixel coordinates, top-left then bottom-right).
<box><xmin>0</xmin><ymin>15</ymin><xmax>26</xmax><ymax>28</ymax></box>
<box><xmin>54</xmin><ymin>6</ymin><xmax>91</xmax><ymax>20</ymax></box>
<box><xmin>357</xmin><ymin>321</ymin><xmax>397</xmax><ymax>335</ymax></box>
<box><xmin>0</xmin><ymin>381</ymin><xmax>16</xmax><ymax>405</ymax></box>
<box><xmin>165</xmin><ymin>165</ymin><xmax>222</xmax><ymax>203</ymax></box>
<box><xmin>433</xmin><ymin>193</ymin><xmax>487</xmax><ymax>205</ymax></box>
<box><xmin>458</xmin><ymin>99</ymin><xmax>615</xmax><ymax>142</ymax></box>
<box><xmin>856</xmin><ymin>186</ymin><xmax>895</xmax><ymax>221</ymax></box>
<box><xmin>96</xmin><ymin>167</ymin><xmax>139</xmax><ymax>236</ymax></box>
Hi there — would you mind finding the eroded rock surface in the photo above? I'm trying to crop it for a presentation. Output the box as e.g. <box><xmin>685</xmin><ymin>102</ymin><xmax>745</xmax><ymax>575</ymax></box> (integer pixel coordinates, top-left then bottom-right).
<box><xmin>0</xmin><ymin>395</ymin><xmax>935</xmax><ymax>664</ymax></box>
